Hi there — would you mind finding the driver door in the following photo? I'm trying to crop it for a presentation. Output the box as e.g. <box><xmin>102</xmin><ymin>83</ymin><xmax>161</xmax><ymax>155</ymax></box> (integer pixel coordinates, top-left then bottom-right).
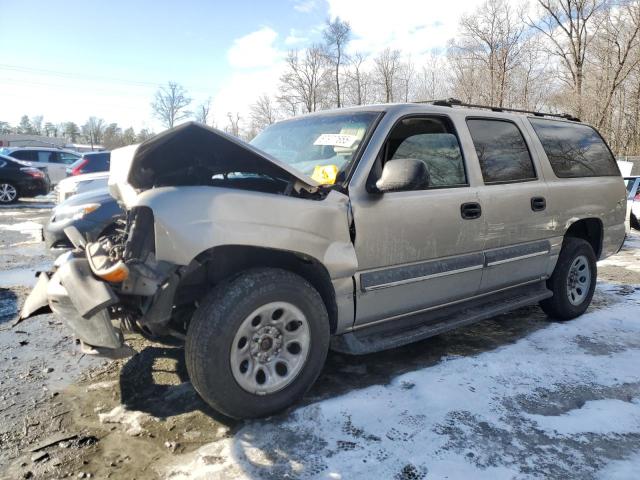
<box><xmin>350</xmin><ymin>115</ymin><xmax>486</xmax><ymax>326</ymax></box>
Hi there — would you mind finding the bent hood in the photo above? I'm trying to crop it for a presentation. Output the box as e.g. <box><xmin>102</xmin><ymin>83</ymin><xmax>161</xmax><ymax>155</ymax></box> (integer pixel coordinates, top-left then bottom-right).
<box><xmin>108</xmin><ymin>122</ymin><xmax>319</xmax><ymax>206</ymax></box>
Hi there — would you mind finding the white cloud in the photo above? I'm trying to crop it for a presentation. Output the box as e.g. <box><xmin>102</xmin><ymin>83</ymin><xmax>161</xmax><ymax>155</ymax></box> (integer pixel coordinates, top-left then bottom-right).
<box><xmin>326</xmin><ymin>0</ymin><xmax>506</xmax><ymax>59</ymax></box>
<box><xmin>227</xmin><ymin>27</ymin><xmax>282</xmax><ymax>69</ymax></box>
<box><xmin>292</xmin><ymin>0</ymin><xmax>317</xmax><ymax>13</ymax></box>
<box><xmin>284</xmin><ymin>28</ymin><xmax>308</xmax><ymax>46</ymax></box>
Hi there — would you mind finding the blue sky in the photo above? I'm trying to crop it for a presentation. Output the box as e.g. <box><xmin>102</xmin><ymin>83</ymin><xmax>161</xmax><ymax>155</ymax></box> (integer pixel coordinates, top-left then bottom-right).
<box><xmin>0</xmin><ymin>0</ymin><xmax>488</xmax><ymax>131</ymax></box>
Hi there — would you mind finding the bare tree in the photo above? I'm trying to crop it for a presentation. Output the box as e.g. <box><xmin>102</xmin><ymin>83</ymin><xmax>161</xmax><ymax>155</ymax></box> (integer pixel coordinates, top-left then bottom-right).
<box><xmin>453</xmin><ymin>0</ymin><xmax>526</xmax><ymax>107</ymax></box>
<box><xmin>345</xmin><ymin>52</ymin><xmax>370</xmax><ymax>105</ymax></box>
<box><xmin>250</xmin><ymin>94</ymin><xmax>278</xmax><ymax>132</ymax></box>
<box><xmin>374</xmin><ymin>48</ymin><xmax>401</xmax><ymax>102</ymax></box>
<box><xmin>323</xmin><ymin>17</ymin><xmax>351</xmax><ymax>108</ymax></box>
<box><xmin>30</xmin><ymin>115</ymin><xmax>44</xmax><ymax>135</ymax></box>
<box><xmin>590</xmin><ymin>2</ymin><xmax>640</xmax><ymax>128</ymax></box>
<box><xmin>195</xmin><ymin>97</ymin><xmax>212</xmax><ymax>125</ymax></box>
<box><xmin>152</xmin><ymin>81</ymin><xmax>192</xmax><ymax>128</ymax></box>
<box><xmin>529</xmin><ymin>0</ymin><xmax>608</xmax><ymax>117</ymax></box>
<box><xmin>279</xmin><ymin>46</ymin><xmax>330</xmax><ymax>113</ymax></box>
<box><xmin>225</xmin><ymin>112</ymin><xmax>241</xmax><ymax>137</ymax></box>
<box><xmin>82</xmin><ymin>117</ymin><xmax>106</xmax><ymax>148</ymax></box>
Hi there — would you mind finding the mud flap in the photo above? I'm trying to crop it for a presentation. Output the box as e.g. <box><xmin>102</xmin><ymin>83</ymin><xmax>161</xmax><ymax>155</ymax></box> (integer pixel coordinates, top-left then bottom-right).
<box><xmin>14</xmin><ymin>272</ymin><xmax>52</xmax><ymax>326</ymax></box>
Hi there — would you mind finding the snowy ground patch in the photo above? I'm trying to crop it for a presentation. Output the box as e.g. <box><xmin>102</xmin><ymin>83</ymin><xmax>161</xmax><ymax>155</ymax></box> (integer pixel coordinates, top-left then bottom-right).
<box><xmin>0</xmin><ymin>220</ymin><xmax>43</xmax><ymax>244</ymax></box>
<box><xmin>165</xmin><ymin>284</ymin><xmax>640</xmax><ymax>480</ymax></box>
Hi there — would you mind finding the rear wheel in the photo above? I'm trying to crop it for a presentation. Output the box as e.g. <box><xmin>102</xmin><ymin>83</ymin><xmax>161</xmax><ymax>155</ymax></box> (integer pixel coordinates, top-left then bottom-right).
<box><xmin>0</xmin><ymin>182</ymin><xmax>18</xmax><ymax>204</ymax></box>
<box><xmin>631</xmin><ymin>212</ymin><xmax>640</xmax><ymax>231</ymax></box>
<box><xmin>539</xmin><ymin>237</ymin><xmax>597</xmax><ymax>320</ymax></box>
<box><xmin>185</xmin><ymin>268</ymin><xmax>330</xmax><ymax>419</ymax></box>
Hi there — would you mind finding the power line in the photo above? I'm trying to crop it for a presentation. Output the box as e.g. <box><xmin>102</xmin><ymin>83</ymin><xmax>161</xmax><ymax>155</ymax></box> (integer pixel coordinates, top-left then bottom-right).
<box><xmin>0</xmin><ymin>63</ymin><xmax>216</xmax><ymax>95</ymax></box>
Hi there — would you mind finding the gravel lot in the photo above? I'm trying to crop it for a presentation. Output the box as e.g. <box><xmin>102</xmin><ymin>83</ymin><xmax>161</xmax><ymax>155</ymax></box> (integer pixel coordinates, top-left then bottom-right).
<box><xmin>1</xmin><ymin>200</ymin><xmax>639</xmax><ymax>480</ymax></box>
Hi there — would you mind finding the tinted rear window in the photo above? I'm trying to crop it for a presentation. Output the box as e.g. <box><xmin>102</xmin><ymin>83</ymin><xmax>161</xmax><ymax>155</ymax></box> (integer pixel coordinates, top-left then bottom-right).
<box><xmin>83</xmin><ymin>153</ymin><xmax>110</xmax><ymax>173</ymax></box>
<box><xmin>10</xmin><ymin>150</ymin><xmax>38</xmax><ymax>161</ymax></box>
<box><xmin>529</xmin><ymin>119</ymin><xmax>619</xmax><ymax>177</ymax></box>
<box><xmin>466</xmin><ymin>119</ymin><xmax>536</xmax><ymax>183</ymax></box>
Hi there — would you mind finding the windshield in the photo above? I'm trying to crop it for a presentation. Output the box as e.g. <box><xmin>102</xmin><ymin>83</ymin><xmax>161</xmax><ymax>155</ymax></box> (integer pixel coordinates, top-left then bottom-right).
<box><xmin>250</xmin><ymin>112</ymin><xmax>379</xmax><ymax>184</ymax></box>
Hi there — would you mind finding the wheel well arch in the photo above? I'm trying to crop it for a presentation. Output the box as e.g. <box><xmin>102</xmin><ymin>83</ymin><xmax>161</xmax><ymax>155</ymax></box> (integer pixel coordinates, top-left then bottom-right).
<box><xmin>192</xmin><ymin>245</ymin><xmax>339</xmax><ymax>333</ymax></box>
<box><xmin>565</xmin><ymin>218</ymin><xmax>603</xmax><ymax>259</ymax></box>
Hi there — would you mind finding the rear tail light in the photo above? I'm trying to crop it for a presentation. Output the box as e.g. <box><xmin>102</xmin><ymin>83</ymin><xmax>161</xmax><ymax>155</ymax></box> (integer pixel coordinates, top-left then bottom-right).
<box><xmin>71</xmin><ymin>158</ymin><xmax>89</xmax><ymax>176</ymax></box>
<box><xmin>635</xmin><ymin>193</ymin><xmax>640</xmax><ymax>201</ymax></box>
<box><xmin>20</xmin><ymin>167</ymin><xmax>44</xmax><ymax>178</ymax></box>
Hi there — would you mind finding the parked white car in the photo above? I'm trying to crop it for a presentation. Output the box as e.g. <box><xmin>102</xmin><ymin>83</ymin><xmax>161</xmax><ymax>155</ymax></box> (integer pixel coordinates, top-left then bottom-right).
<box><xmin>55</xmin><ymin>171</ymin><xmax>109</xmax><ymax>203</ymax></box>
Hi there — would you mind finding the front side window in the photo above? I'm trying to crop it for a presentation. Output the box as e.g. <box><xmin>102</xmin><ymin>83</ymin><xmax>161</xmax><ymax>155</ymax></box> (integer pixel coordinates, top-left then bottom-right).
<box><xmin>467</xmin><ymin>119</ymin><xmax>536</xmax><ymax>184</ymax></box>
<box><xmin>250</xmin><ymin>112</ymin><xmax>380</xmax><ymax>185</ymax></box>
<box><xmin>51</xmin><ymin>152</ymin><xmax>80</xmax><ymax>164</ymax></box>
<box><xmin>382</xmin><ymin>116</ymin><xmax>467</xmax><ymax>189</ymax></box>
<box><xmin>529</xmin><ymin>118</ymin><xmax>619</xmax><ymax>178</ymax></box>
<box><xmin>37</xmin><ymin>151</ymin><xmax>54</xmax><ymax>163</ymax></box>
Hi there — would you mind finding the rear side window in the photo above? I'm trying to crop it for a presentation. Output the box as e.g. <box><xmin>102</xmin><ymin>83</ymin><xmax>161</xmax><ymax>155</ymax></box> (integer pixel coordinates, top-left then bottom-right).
<box><xmin>11</xmin><ymin>150</ymin><xmax>38</xmax><ymax>161</ymax></box>
<box><xmin>467</xmin><ymin>119</ymin><xmax>536</xmax><ymax>183</ymax></box>
<box><xmin>83</xmin><ymin>153</ymin><xmax>110</xmax><ymax>172</ymax></box>
<box><xmin>529</xmin><ymin>118</ymin><xmax>619</xmax><ymax>177</ymax></box>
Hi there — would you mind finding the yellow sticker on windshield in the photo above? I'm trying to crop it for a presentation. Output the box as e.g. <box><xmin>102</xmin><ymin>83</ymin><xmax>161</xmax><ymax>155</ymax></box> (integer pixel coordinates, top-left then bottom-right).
<box><xmin>311</xmin><ymin>164</ymin><xmax>339</xmax><ymax>185</ymax></box>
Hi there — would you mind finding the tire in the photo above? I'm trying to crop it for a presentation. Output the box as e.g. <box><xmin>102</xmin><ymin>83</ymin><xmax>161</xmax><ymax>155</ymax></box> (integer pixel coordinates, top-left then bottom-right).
<box><xmin>539</xmin><ymin>237</ymin><xmax>597</xmax><ymax>320</ymax></box>
<box><xmin>0</xmin><ymin>182</ymin><xmax>19</xmax><ymax>204</ymax></box>
<box><xmin>631</xmin><ymin>213</ymin><xmax>640</xmax><ymax>231</ymax></box>
<box><xmin>185</xmin><ymin>268</ymin><xmax>330</xmax><ymax>419</ymax></box>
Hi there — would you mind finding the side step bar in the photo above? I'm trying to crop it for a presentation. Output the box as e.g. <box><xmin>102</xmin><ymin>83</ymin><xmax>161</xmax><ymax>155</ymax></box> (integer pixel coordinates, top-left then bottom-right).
<box><xmin>331</xmin><ymin>281</ymin><xmax>552</xmax><ymax>355</ymax></box>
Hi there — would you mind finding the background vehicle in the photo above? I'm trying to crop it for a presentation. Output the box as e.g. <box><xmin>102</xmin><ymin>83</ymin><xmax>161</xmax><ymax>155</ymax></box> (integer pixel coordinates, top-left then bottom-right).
<box><xmin>44</xmin><ymin>188</ymin><xmax>122</xmax><ymax>251</ymax></box>
<box><xmin>625</xmin><ymin>176</ymin><xmax>640</xmax><ymax>230</ymax></box>
<box><xmin>0</xmin><ymin>154</ymin><xmax>50</xmax><ymax>204</ymax></box>
<box><xmin>68</xmin><ymin>151</ymin><xmax>110</xmax><ymax>176</ymax></box>
<box><xmin>56</xmin><ymin>171</ymin><xmax>109</xmax><ymax>203</ymax></box>
<box><xmin>21</xmin><ymin>103</ymin><xmax>627</xmax><ymax>419</ymax></box>
<box><xmin>0</xmin><ymin>147</ymin><xmax>81</xmax><ymax>184</ymax></box>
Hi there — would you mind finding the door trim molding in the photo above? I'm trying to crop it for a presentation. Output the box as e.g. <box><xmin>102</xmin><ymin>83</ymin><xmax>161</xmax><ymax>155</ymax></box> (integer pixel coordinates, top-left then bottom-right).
<box><xmin>360</xmin><ymin>252</ymin><xmax>484</xmax><ymax>292</ymax></box>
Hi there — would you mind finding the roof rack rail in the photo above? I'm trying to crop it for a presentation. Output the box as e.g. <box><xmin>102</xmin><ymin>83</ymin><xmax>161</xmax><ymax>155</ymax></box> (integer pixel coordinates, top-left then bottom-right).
<box><xmin>415</xmin><ymin>98</ymin><xmax>581</xmax><ymax>122</ymax></box>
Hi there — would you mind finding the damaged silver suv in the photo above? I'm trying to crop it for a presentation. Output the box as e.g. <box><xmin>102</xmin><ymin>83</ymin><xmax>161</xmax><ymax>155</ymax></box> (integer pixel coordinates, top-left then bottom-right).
<box><xmin>20</xmin><ymin>100</ymin><xmax>627</xmax><ymax>419</ymax></box>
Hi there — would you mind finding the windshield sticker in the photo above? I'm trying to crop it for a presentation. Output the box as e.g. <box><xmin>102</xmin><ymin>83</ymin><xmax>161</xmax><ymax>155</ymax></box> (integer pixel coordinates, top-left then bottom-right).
<box><xmin>311</xmin><ymin>164</ymin><xmax>339</xmax><ymax>185</ymax></box>
<box><xmin>313</xmin><ymin>133</ymin><xmax>359</xmax><ymax>148</ymax></box>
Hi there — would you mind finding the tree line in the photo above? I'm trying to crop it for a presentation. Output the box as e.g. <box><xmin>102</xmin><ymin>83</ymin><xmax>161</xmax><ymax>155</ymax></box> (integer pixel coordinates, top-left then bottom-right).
<box><xmin>169</xmin><ymin>0</ymin><xmax>639</xmax><ymax>155</ymax></box>
<box><xmin>0</xmin><ymin>115</ymin><xmax>155</xmax><ymax>150</ymax></box>
<box><xmin>5</xmin><ymin>0</ymin><xmax>640</xmax><ymax>155</ymax></box>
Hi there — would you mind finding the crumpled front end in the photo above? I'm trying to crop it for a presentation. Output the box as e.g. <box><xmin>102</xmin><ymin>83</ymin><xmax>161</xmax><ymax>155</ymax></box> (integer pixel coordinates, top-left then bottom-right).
<box><xmin>18</xmin><ymin>207</ymin><xmax>174</xmax><ymax>359</ymax></box>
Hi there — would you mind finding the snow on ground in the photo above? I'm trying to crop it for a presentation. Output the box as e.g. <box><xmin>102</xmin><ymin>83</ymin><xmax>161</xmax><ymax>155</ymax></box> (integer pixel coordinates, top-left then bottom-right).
<box><xmin>165</xmin><ymin>284</ymin><xmax>640</xmax><ymax>480</ymax></box>
<box><xmin>600</xmin><ymin>234</ymin><xmax>640</xmax><ymax>274</ymax></box>
<box><xmin>0</xmin><ymin>220</ymin><xmax>43</xmax><ymax>244</ymax></box>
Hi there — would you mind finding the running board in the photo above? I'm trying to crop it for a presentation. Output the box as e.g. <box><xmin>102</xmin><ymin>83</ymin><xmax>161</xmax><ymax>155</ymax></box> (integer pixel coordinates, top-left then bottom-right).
<box><xmin>331</xmin><ymin>281</ymin><xmax>552</xmax><ymax>355</ymax></box>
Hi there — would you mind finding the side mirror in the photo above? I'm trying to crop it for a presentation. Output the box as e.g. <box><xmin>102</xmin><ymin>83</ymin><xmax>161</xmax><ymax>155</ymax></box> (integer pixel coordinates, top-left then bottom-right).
<box><xmin>375</xmin><ymin>158</ymin><xmax>429</xmax><ymax>192</ymax></box>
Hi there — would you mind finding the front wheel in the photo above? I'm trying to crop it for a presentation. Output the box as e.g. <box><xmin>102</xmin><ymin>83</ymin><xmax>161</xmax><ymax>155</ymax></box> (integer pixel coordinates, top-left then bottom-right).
<box><xmin>539</xmin><ymin>237</ymin><xmax>597</xmax><ymax>320</ymax></box>
<box><xmin>185</xmin><ymin>268</ymin><xmax>330</xmax><ymax>419</ymax></box>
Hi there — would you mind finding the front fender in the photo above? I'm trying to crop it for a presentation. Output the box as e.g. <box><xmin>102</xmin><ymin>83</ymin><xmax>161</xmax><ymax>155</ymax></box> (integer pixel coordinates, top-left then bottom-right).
<box><xmin>132</xmin><ymin>186</ymin><xmax>358</xmax><ymax>279</ymax></box>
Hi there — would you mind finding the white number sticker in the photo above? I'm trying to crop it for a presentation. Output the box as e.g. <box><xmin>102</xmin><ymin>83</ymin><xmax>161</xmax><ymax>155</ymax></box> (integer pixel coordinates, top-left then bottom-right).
<box><xmin>313</xmin><ymin>133</ymin><xmax>359</xmax><ymax>148</ymax></box>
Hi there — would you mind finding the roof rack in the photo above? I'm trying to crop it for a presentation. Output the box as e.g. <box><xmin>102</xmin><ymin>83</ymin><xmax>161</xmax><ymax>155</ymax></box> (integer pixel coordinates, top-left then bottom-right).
<box><xmin>415</xmin><ymin>98</ymin><xmax>581</xmax><ymax>122</ymax></box>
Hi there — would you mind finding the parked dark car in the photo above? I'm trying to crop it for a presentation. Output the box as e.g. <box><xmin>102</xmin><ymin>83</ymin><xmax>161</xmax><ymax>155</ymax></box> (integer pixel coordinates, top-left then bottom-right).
<box><xmin>44</xmin><ymin>188</ymin><xmax>122</xmax><ymax>251</ymax></box>
<box><xmin>0</xmin><ymin>154</ymin><xmax>51</xmax><ymax>204</ymax></box>
<box><xmin>68</xmin><ymin>152</ymin><xmax>110</xmax><ymax>176</ymax></box>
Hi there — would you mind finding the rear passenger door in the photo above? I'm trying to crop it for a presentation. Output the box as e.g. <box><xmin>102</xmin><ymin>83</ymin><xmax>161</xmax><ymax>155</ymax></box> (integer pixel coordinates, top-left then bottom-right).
<box><xmin>466</xmin><ymin>118</ymin><xmax>552</xmax><ymax>293</ymax></box>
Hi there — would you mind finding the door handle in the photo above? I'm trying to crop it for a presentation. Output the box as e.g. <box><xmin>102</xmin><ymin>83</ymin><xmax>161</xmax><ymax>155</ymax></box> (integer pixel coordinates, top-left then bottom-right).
<box><xmin>461</xmin><ymin>202</ymin><xmax>482</xmax><ymax>220</ymax></box>
<box><xmin>531</xmin><ymin>197</ymin><xmax>546</xmax><ymax>212</ymax></box>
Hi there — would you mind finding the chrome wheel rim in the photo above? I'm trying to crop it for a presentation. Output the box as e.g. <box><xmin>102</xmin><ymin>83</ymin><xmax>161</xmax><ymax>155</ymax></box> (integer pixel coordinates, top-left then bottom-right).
<box><xmin>0</xmin><ymin>183</ymin><xmax>17</xmax><ymax>203</ymax></box>
<box><xmin>230</xmin><ymin>301</ymin><xmax>310</xmax><ymax>395</ymax></box>
<box><xmin>566</xmin><ymin>255</ymin><xmax>591</xmax><ymax>306</ymax></box>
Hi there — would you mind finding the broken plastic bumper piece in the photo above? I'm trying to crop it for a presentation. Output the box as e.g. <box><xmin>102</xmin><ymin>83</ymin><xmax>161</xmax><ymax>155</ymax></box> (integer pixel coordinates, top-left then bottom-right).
<box><xmin>18</xmin><ymin>255</ymin><xmax>136</xmax><ymax>359</ymax></box>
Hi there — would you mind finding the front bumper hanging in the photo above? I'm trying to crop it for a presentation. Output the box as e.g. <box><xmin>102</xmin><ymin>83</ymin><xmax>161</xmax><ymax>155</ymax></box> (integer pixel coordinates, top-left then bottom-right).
<box><xmin>17</xmin><ymin>254</ymin><xmax>136</xmax><ymax>358</ymax></box>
